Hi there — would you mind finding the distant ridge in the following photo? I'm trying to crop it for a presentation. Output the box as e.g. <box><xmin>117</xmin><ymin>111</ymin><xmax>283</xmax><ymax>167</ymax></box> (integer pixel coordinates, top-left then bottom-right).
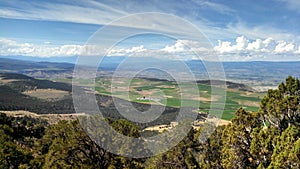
<box><xmin>1</xmin><ymin>57</ymin><xmax>300</xmax><ymax>90</ymax></box>
<box><xmin>197</xmin><ymin>80</ymin><xmax>255</xmax><ymax>92</ymax></box>
<box><xmin>0</xmin><ymin>58</ymin><xmax>74</xmax><ymax>78</ymax></box>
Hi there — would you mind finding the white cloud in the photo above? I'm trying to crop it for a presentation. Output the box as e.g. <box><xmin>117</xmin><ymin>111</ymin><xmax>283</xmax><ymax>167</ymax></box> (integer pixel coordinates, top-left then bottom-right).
<box><xmin>214</xmin><ymin>36</ymin><xmax>300</xmax><ymax>60</ymax></box>
<box><xmin>214</xmin><ymin>36</ymin><xmax>249</xmax><ymax>53</ymax></box>
<box><xmin>263</xmin><ymin>37</ymin><xmax>274</xmax><ymax>47</ymax></box>
<box><xmin>235</xmin><ymin>36</ymin><xmax>248</xmax><ymax>50</ymax></box>
<box><xmin>214</xmin><ymin>36</ymin><xmax>297</xmax><ymax>54</ymax></box>
<box><xmin>108</xmin><ymin>45</ymin><xmax>147</xmax><ymax>56</ymax></box>
<box><xmin>274</xmin><ymin>41</ymin><xmax>295</xmax><ymax>53</ymax></box>
<box><xmin>106</xmin><ymin>39</ymin><xmax>210</xmax><ymax>60</ymax></box>
<box><xmin>1</xmin><ymin>37</ymin><xmax>300</xmax><ymax>61</ymax></box>
<box><xmin>0</xmin><ymin>1</ymin><xmax>127</xmax><ymax>25</ymax></box>
<box><xmin>214</xmin><ymin>41</ymin><xmax>233</xmax><ymax>53</ymax></box>
<box><xmin>162</xmin><ymin>40</ymin><xmax>185</xmax><ymax>53</ymax></box>
<box><xmin>0</xmin><ymin>38</ymin><xmax>83</xmax><ymax>57</ymax></box>
<box><xmin>246</xmin><ymin>39</ymin><xmax>263</xmax><ymax>50</ymax></box>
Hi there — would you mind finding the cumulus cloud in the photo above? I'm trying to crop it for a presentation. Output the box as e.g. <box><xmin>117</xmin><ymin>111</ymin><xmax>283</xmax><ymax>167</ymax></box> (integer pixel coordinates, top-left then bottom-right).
<box><xmin>246</xmin><ymin>39</ymin><xmax>263</xmax><ymax>50</ymax></box>
<box><xmin>274</xmin><ymin>41</ymin><xmax>295</xmax><ymax>53</ymax></box>
<box><xmin>1</xmin><ymin>37</ymin><xmax>300</xmax><ymax>61</ymax></box>
<box><xmin>161</xmin><ymin>40</ymin><xmax>209</xmax><ymax>53</ymax></box>
<box><xmin>0</xmin><ymin>38</ymin><xmax>83</xmax><ymax>57</ymax></box>
<box><xmin>106</xmin><ymin>39</ymin><xmax>212</xmax><ymax>60</ymax></box>
<box><xmin>213</xmin><ymin>36</ymin><xmax>300</xmax><ymax>61</ymax></box>
<box><xmin>235</xmin><ymin>36</ymin><xmax>248</xmax><ymax>50</ymax></box>
<box><xmin>162</xmin><ymin>40</ymin><xmax>185</xmax><ymax>53</ymax></box>
<box><xmin>214</xmin><ymin>36</ymin><xmax>299</xmax><ymax>54</ymax></box>
<box><xmin>263</xmin><ymin>37</ymin><xmax>273</xmax><ymax>47</ymax></box>
<box><xmin>0</xmin><ymin>38</ymin><xmax>149</xmax><ymax>58</ymax></box>
<box><xmin>108</xmin><ymin>45</ymin><xmax>147</xmax><ymax>56</ymax></box>
<box><xmin>214</xmin><ymin>36</ymin><xmax>249</xmax><ymax>53</ymax></box>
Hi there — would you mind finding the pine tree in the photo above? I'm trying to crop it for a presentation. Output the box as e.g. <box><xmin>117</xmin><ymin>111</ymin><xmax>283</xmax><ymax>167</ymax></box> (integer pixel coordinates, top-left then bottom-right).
<box><xmin>260</xmin><ymin>76</ymin><xmax>300</xmax><ymax>131</ymax></box>
<box><xmin>221</xmin><ymin>108</ymin><xmax>262</xmax><ymax>168</ymax></box>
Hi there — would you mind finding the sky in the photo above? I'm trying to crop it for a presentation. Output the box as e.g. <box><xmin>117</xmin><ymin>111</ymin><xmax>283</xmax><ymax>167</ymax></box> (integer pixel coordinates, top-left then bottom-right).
<box><xmin>0</xmin><ymin>0</ymin><xmax>300</xmax><ymax>61</ymax></box>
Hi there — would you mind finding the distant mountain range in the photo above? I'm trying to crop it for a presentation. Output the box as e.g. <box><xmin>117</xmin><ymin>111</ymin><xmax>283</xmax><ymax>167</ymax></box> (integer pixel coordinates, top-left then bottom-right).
<box><xmin>1</xmin><ymin>57</ymin><xmax>300</xmax><ymax>90</ymax></box>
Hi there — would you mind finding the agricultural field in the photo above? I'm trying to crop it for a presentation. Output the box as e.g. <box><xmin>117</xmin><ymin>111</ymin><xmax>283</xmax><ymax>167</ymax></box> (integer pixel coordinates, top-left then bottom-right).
<box><xmin>91</xmin><ymin>77</ymin><xmax>266</xmax><ymax>121</ymax></box>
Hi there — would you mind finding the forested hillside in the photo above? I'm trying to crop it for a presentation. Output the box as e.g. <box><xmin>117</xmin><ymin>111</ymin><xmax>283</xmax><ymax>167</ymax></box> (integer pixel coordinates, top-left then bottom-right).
<box><xmin>0</xmin><ymin>76</ymin><xmax>299</xmax><ymax>168</ymax></box>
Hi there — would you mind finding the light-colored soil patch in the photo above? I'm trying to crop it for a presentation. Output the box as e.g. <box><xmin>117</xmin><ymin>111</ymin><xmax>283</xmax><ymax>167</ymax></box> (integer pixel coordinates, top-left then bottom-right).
<box><xmin>235</xmin><ymin>100</ymin><xmax>260</xmax><ymax>107</ymax></box>
<box><xmin>112</xmin><ymin>86</ymin><xmax>128</xmax><ymax>91</ymax></box>
<box><xmin>199</xmin><ymin>97</ymin><xmax>211</xmax><ymax>101</ymax></box>
<box><xmin>143</xmin><ymin>124</ymin><xmax>170</xmax><ymax>132</ymax></box>
<box><xmin>1</xmin><ymin>110</ymin><xmax>39</xmax><ymax>118</ymax></box>
<box><xmin>253</xmin><ymin>86</ymin><xmax>277</xmax><ymax>92</ymax></box>
<box><xmin>138</xmin><ymin>90</ymin><xmax>155</xmax><ymax>95</ymax></box>
<box><xmin>156</xmin><ymin>85</ymin><xmax>176</xmax><ymax>88</ymax></box>
<box><xmin>23</xmin><ymin>89</ymin><xmax>69</xmax><ymax>101</ymax></box>
<box><xmin>164</xmin><ymin>95</ymin><xmax>174</xmax><ymax>98</ymax></box>
<box><xmin>112</xmin><ymin>80</ymin><xmax>125</xmax><ymax>84</ymax></box>
<box><xmin>241</xmin><ymin>92</ymin><xmax>253</xmax><ymax>96</ymax></box>
<box><xmin>0</xmin><ymin>77</ymin><xmax>19</xmax><ymax>84</ymax></box>
<box><xmin>190</xmin><ymin>95</ymin><xmax>220</xmax><ymax>102</ymax></box>
<box><xmin>132</xmin><ymin>82</ymin><xmax>143</xmax><ymax>85</ymax></box>
<box><xmin>241</xmin><ymin>92</ymin><xmax>265</xmax><ymax>98</ymax></box>
<box><xmin>144</xmin><ymin>118</ymin><xmax>231</xmax><ymax>132</ymax></box>
<box><xmin>143</xmin><ymin>122</ymin><xmax>178</xmax><ymax>132</ymax></box>
<box><xmin>1</xmin><ymin>110</ymin><xmax>85</xmax><ymax>124</ymax></box>
<box><xmin>217</xmin><ymin>119</ymin><xmax>231</xmax><ymax>126</ymax></box>
<box><xmin>197</xmin><ymin>118</ymin><xmax>231</xmax><ymax>127</ymax></box>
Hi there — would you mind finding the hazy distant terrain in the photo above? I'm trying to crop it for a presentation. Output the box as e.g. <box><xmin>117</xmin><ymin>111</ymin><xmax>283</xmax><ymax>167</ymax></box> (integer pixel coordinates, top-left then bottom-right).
<box><xmin>1</xmin><ymin>57</ymin><xmax>300</xmax><ymax>91</ymax></box>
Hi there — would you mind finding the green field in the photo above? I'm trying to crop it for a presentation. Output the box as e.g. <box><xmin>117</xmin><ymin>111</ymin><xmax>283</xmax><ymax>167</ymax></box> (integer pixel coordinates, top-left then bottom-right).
<box><xmin>88</xmin><ymin>77</ymin><xmax>265</xmax><ymax>121</ymax></box>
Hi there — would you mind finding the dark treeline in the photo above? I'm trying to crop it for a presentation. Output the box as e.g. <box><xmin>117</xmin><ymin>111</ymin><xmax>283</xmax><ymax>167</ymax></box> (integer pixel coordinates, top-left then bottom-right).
<box><xmin>0</xmin><ymin>76</ymin><xmax>299</xmax><ymax>168</ymax></box>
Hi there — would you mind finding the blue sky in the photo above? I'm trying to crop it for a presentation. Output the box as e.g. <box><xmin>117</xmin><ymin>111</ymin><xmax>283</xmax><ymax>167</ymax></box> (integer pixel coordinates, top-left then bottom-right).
<box><xmin>1</xmin><ymin>0</ymin><xmax>300</xmax><ymax>61</ymax></box>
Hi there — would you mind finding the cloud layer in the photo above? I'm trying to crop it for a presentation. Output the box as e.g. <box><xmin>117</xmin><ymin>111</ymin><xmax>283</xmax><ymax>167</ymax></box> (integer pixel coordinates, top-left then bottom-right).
<box><xmin>215</xmin><ymin>36</ymin><xmax>300</xmax><ymax>54</ymax></box>
<box><xmin>213</xmin><ymin>36</ymin><xmax>300</xmax><ymax>61</ymax></box>
<box><xmin>1</xmin><ymin>37</ymin><xmax>300</xmax><ymax>61</ymax></box>
<box><xmin>0</xmin><ymin>38</ymin><xmax>82</xmax><ymax>57</ymax></box>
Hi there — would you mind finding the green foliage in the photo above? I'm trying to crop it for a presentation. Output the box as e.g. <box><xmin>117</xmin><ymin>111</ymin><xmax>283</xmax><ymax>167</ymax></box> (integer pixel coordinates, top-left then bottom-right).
<box><xmin>260</xmin><ymin>76</ymin><xmax>300</xmax><ymax>130</ymax></box>
<box><xmin>221</xmin><ymin>108</ymin><xmax>263</xmax><ymax>168</ymax></box>
<box><xmin>250</xmin><ymin>126</ymin><xmax>280</xmax><ymax>167</ymax></box>
<box><xmin>37</xmin><ymin>120</ymin><xmax>112</xmax><ymax>168</ymax></box>
<box><xmin>268</xmin><ymin>126</ymin><xmax>300</xmax><ymax>168</ymax></box>
<box><xmin>196</xmin><ymin>125</ymin><xmax>224</xmax><ymax>169</ymax></box>
<box><xmin>145</xmin><ymin>129</ymin><xmax>199</xmax><ymax>169</ymax></box>
<box><xmin>0</xmin><ymin>130</ymin><xmax>30</xmax><ymax>169</ymax></box>
<box><xmin>0</xmin><ymin>113</ymin><xmax>34</xmax><ymax>169</ymax></box>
